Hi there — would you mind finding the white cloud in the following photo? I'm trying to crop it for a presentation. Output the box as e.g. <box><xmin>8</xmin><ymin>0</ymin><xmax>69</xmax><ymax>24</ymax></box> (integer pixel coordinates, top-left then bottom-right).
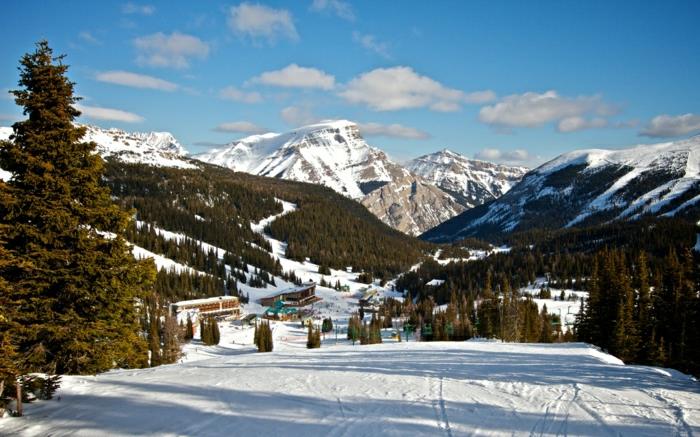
<box><xmin>310</xmin><ymin>0</ymin><xmax>354</xmax><ymax>21</ymax></box>
<box><xmin>214</xmin><ymin>121</ymin><xmax>267</xmax><ymax>134</ymax></box>
<box><xmin>464</xmin><ymin>90</ymin><xmax>497</xmax><ymax>104</ymax></box>
<box><xmin>479</xmin><ymin>90</ymin><xmax>615</xmax><ymax>129</ymax></box>
<box><xmin>228</xmin><ymin>3</ymin><xmax>298</xmax><ymax>44</ymax></box>
<box><xmin>219</xmin><ymin>86</ymin><xmax>263</xmax><ymax>103</ymax></box>
<box><xmin>133</xmin><ymin>32</ymin><xmax>209</xmax><ymax>69</ymax></box>
<box><xmin>641</xmin><ymin>113</ymin><xmax>700</xmax><ymax>138</ymax></box>
<box><xmin>557</xmin><ymin>116</ymin><xmax>608</xmax><ymax>133</ymax></box>
<box><xmin>475</xmin><ymin>148</ymin><xmax>531</xmax><ymax>163</ymax></box>
<box><xmin>78</xmin><ymin>31</ymin><xmax>101</xmax><ymax>45</ymax></box>
<box><xmin>280</xmin><ymin>106</ymin><xmax>319</xmax><ymax>126</ymax></box>
<box><xmin>76</xmin><ymin>104</ymin><xmax>144</xmax><ymax>123</ymax></box>
<box><xmin>352</xmin><ymin>32</ymin><xmax>390</xmax><ymax>59</ymax></box>
<box><xmin>340</xmin><ymin>66</ymin><xmax>494</xmax><ymax>112</ymax></box>
<box><xmin>358</xmin><ymin>122</ymin><xmax>429</xmax><ymax>140</ymax></box>
<box><xmin>96</xmin><ymin>71</ymin><xmax>178</xmax><ymax>92</ymax></box>
<box><xmin>250</xmin><ymin>64</ymin><xmax>335</xmax><ymax>90</ymax></box>
<box><xmin>122</xmin><ymin>2</ymin><xmax>155</xmax><ymax>15</ymax></box>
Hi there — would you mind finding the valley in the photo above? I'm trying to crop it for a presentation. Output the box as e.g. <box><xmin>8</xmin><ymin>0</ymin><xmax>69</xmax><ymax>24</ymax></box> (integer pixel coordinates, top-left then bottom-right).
<box><xmin>2</xmin><ymin>25</ymin><xmax>700</xmax><ymax>436</ymax></box>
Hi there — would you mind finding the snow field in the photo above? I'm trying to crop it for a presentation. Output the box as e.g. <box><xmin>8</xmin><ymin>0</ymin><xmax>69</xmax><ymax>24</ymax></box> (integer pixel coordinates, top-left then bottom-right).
<box><xmin>3</xmin><ymin>335</ymin><xmax>698</xmax><ymax>436</ymax></box>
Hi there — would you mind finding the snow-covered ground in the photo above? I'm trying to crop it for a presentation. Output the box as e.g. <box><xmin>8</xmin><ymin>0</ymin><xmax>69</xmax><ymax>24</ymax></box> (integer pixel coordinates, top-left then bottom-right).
<box><xmin>2</xmin><ymin>203</ymin><xmax>699</xmax><ymax>435</ymax></box>
<box><xmin>520</xmin><ymin>279</ymin><xmax>589</xmax><ymax>330</ymax></box>
<box><xmin>2</xmin><ymin>324</ymin><xmax>698</xmax><ymax>436</ymax></box>
<box><xmin>240</xmin><ymin>198</ymin><xmax>403</xmax><ymax>319</ymax></box>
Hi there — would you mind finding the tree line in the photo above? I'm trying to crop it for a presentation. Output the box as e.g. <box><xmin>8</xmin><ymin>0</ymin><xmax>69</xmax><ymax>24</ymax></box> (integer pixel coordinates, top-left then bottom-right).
<box><xmin>575</xmin><ymin>248</ymin><xmax>699</xmax><ymax>376</ymax></box>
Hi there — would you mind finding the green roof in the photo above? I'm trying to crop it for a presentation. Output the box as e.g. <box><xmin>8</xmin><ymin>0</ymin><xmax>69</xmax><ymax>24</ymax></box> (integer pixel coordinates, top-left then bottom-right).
<box><xmin>266</xmin><ymin>305</ymin><xmax>298</xmax><ymax>315</ymax></box>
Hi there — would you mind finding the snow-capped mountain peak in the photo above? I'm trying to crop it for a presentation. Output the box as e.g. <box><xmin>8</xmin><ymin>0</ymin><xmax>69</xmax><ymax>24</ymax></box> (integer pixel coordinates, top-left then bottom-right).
<box><xmin>408</xmin><ymin>149</ymin><xmax>528</xmax><ymax>208</ymax></box>
<box><xmin>81</xmin><ymin>125</ymin><xmax>194</xmax><ymax>169</ymax></box>
<box><xmin>196</xmin><ymin>120</ymin><xmax>406</xmax><ymax>199</ymax></box>
<box><xmin>423</xmin><ymin>135</ymin><xmax>700</xmax><ymax>242</ymax></box>
<box><xmin>0</xmin><ymin>124</ymin><xmax>196</xmax><ymax>170</ymax></box>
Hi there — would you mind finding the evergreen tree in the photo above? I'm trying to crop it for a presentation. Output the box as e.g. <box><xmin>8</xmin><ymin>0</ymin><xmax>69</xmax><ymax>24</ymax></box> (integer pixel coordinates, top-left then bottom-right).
<box><xmin>0</xmin><ymin>242</ymin><xmax>19</xmax><ymax>402</ymax></box>
<box><xmin>184</xmin><ymin>314</ymin><xmax>194</xmax><ymax>341</ymax></box>
<box><xmin>347</xmin><ymin>314</ymin><xmax>361</xmax><ymax>345</ymax></box>
<box><xmin>306</xmin><ymin>322</ymin><xmax>321</xmax><ymax>349</ymax></box>
<box><xmin>539</xmin><ymin>305</ymin><xmax>553</xmax><ymax>343</ymax></box>
<box><xmin>0</xmin><ymin>41</ymin><xmax>154</xmax><ymax>375</ymax></box>
<box><xmin>148</xmin><ymin>325</ymin><xmax>161</xmax><ymax>367</ymax></box>
<box><xmin>161</xmin><ymin>314</ymin><xmax>182</xmax><ymax>364</ymax></box>
<box><xmin>200</xmin><ymin>317</ymin><xmax>220</xmax><ymax>346</ymax></box>
<box><xmin>147</xmin><ymin>297</ymin><xmax>161</xmax><ymax>367</ymax></box>
<box><xmin>634</xmin><ymin>251</ymin><xmax>654</xmax><ymax>363</ymax></box>
<box><xmin>211</xmin><ymin>318</ymin><xmax>221</xmax><ymax>345</ymax></box>
<box><xmin>321</xmin><ymin>317</ymin><xmax>333</xmax><ymax>333</ymax></box>
<box><xmin>255</xmin><ymin>321</ymin><xmax>273</xmax><ymax>352</ymax></box>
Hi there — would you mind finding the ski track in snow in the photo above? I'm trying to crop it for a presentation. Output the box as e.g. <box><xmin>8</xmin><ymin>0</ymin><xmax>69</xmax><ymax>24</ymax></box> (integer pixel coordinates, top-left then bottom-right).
<box><xmin>2</xmin><ymin>327</ymin><xmax>700</xmax><ymax>436</ymax></box>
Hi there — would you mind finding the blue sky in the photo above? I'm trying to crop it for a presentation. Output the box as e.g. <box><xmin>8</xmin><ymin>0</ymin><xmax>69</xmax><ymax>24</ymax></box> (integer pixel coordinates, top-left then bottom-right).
<box><xmin>1</xmin><ymin>0</ymin><xmax>699</xmax><ymax>166</ymax></box>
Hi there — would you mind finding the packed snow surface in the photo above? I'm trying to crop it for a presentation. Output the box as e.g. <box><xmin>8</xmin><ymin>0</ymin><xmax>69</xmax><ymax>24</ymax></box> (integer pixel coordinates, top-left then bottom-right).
<box><xmin>2</xmin><ymin>334</ymin><xmax>698</xmax><ymax>436</ymax></box>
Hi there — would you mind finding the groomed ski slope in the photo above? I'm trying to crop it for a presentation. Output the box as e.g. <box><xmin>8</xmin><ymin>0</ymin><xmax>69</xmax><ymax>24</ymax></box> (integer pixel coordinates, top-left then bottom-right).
<box><xmin>2</xmin><ymin>328</ymin><xmax>698</xmax><ymax>437</ymax></box>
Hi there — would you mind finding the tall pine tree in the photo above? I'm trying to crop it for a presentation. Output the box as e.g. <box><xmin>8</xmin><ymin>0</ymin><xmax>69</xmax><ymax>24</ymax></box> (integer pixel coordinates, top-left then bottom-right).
<box><xmin>0</xmin><ymin>41</ymin><xmax>154</xmax><ymax>375</ymax></box>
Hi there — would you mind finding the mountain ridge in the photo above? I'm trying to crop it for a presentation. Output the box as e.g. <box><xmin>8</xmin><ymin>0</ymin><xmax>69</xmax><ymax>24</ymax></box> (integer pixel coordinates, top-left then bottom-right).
<box><xmin>407</xmin><ymin>149</ymin><xmax>528</xmax><ymax>208</ymax></box>
<box><xmin>422</xmin><ymin>135</ymin><xmax>700</xmax><ymax>242</ymax></box>
<box><xmin>195</xmin><ymin>120</ymin><xmax>473</xmax><ymax>235</ymax></box>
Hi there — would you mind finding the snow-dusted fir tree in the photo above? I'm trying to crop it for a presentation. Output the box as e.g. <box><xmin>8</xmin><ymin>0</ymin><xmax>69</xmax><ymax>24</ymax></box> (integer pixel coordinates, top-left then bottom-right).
<box><xmin>0</xmin><ymin>41</ymin><xmax>155</xmax><ymax>376</ymax></box>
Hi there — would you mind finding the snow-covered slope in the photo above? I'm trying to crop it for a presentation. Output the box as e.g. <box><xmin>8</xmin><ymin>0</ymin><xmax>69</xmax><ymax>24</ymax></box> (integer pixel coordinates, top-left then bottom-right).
<box><xmin>423</xmin><ymin>135</ymin><xmax>700</xmax><ymax>242</ymax></box>
<box><xmin>80</xmin><ymin>125</ymin><xmax>195</xmax><ymax>169</ymax></box>
<box><xmin>3</xmin><ymin>338</ymin><xmax>698</xmax><ymax>436</ymax></box>
<box><xmin>195</xmin><ymin>120</ymin><xmax>463</xmax><ymax>235</ymax></box>
<box><xmin>0</xmin><ymin>125</ymin><xmax>196</xmax><ymax>170</ymax></box>
<box><xmin>408</xmin><ymin>149</ymin><xmax>528</xmax><ymax>208</ymax></box>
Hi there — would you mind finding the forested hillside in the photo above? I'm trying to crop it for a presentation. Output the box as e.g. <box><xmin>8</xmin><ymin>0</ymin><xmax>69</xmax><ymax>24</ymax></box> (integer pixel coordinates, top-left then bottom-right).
<box><xmin>397</xmin><ymin>217</ymin><xmax>700</xmax><ymax>375</ymax></box>
<box><xmin>105</xmin><ymin>160</ymin><xmax>429</xmax><ymax>300</ymax></box>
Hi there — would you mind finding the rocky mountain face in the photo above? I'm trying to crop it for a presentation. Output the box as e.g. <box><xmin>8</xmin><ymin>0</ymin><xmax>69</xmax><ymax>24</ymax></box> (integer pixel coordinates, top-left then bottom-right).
<box><xmin>422</xmin><ymin>135</ymin><xmax>700</xmax><ymax>242</ymax></box>
<box><xmin>195</xmin><ymin>120</ymin><xmax>465</xmax><ymax>235</ymax></box>
<box><xmin>407</xmin><ymin>149</ymin><xmax>528</xmax><ymax>208</ymax></box>
<box><xmin>361</xmin><ymin>173</ymin><xmax>465</xmax><ymax>237</ymax></box>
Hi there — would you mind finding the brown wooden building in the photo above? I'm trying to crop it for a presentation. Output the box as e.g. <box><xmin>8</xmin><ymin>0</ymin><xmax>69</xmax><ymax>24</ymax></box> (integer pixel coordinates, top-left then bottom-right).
<box><xmin>170</xmin><ymin>296</ymin><xmax>241</xmax><ymax>319</ymax></box>
<box><xmin>259</xmin><ymin>283</ymin><xmax>321</xmax><ymax>307</ymax></box>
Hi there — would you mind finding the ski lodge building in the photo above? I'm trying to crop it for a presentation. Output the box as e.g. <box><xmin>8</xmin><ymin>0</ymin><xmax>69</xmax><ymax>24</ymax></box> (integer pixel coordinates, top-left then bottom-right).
<box><xmin>258</xmin><ymin>282</ymin><xmax>321</xmax><ymax>308</ymax></box>
<box><xmin>260</xmin><ymin>283</ymin><xmax>321</xmax><ymax>319</ymax></box>
<box><xmin>170</xmin><ymin>296</ymin><xmax>241</xmax><ymax>319</ymax></box>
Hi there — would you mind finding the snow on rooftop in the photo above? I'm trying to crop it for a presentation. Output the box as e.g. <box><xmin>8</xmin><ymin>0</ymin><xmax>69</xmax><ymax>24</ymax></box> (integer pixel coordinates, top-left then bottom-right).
<box><xmin>173</xmin><ymin>295</ymin><xmax>239</xmax><ymax>307</ymax></box>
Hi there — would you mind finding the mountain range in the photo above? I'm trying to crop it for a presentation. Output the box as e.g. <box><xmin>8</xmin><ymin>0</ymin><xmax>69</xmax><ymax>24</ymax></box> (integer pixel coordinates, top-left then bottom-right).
<box><xmin>4</xmin><ymin>122</ymin><xmax>697</xmax><ymax>242</ymax></box>
<box><xmin>423</xmin><ymin>135</ymin><xmax>700</xmax><ymax>242</ymax></box>
<box><xmin>194</xmin><ymin>120</ymin><xmax>525</xmax><ymax>235</ymax></box>
<box><xmin>407</xmin><ymin>149</ymin><xmax>528</xmax><ymax>208</ymax></box>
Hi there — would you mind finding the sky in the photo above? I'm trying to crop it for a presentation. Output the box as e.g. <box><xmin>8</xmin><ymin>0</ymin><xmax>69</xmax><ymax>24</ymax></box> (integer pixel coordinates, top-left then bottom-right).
<box><xmin>1</xmin><ymin>0</ymin><xmax>699</xmax><ymax>167</ymax></box>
